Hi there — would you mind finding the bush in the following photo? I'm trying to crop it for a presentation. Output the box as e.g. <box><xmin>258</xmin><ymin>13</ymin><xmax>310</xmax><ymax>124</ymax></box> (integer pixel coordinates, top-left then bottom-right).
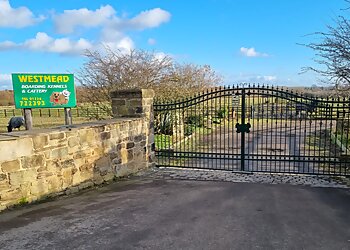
<box><xmin>216</xmin><ymin>107</ymin><xmax>228</xmax><ymax>119</ymax></box>
<box><xmin>184</xmin><ymin>125</ymin><xmax>195</xmax><ymax>136</ymax></box>
<box><xmin>185</xmin><ymin>115</ymin><xmax>204</xmax><ymax>127</ymax></box>
<box><xmin>155</xmin><ymin>112</ymin><xmax>173</xmax><ymax>135</ymax></box>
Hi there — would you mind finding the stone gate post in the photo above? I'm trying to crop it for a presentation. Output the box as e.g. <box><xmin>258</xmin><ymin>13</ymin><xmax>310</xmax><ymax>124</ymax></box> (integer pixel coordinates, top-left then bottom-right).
<box><xmin>110</xmin><ymin>89</ymin><xmax>155</xmax><ymax>167</ymax></box>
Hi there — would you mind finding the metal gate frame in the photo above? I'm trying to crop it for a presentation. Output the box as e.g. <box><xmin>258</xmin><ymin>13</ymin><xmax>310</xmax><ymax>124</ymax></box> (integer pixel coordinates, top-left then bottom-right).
<box><xmin>154</xmin><ymin>86</ymin><xmax>350</xmax><ymax>176</ymax></box>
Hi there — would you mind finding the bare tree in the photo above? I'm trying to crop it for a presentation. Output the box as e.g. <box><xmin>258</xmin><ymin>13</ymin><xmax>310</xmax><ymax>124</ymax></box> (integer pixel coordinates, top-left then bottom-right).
<box><xmin>156</xmin><ymin>63</ymin><xmax>222</xmax><ymax>101</ymax></box>
<box><xmin>76</xmin><ymin>47</ymin><xmax>222</xmax><ymax>117</ymax></box>
<box><xmin>76</xmin><ymin>48</ymin><xmax>173</xmax><ymax>117</ymax></box>
<box><xmin>302</xmin><ymin>2</ymin><xmax>350</xmax><ymax>90</ymax></box>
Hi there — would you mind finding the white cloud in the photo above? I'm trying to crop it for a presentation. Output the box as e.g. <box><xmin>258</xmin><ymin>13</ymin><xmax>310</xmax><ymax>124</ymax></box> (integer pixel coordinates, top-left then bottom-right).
<box><xmin>53</xmin><ymin>5</ymin><xmax>170</xmax><ymax>34</ymax></box>
<box><xmin>54</xmin><ymin>5</ymin><xmax>115</xmax><ymax>34</ymax></box>
<box><xmin>1</xmin><ymin>32</ymin><xmax>93</xmax><ymax>55</ymax></box>
<box><xmin>101</xmin><ymin>36</ymin><xmax>134</xmax><ymax>53</ymax></box>
<box><xmin>127</xmin><ymin>8</ymin><xmax>171</xmax><ymax>30</ymax></box>
<box><xmin>0</xmin><ymin>41</ymin><xmax>18</xmax><ymax>50</ymax></box>
<box><xmin>0</xmin><ymin>73</ymin><xmax>11</xmax><ymax>82</ymax></box>
<box><xmin>99</xmin><ymin>7</ymin><xmax>170</xmax><ymax>43</ymax></box>
<box><xmin>227</xmin><ymin>73</ymin><xmax>278</xmax><ymax>84</ymax></box>
<box><xmin>97</xmin><ymin>8</ymin><xmax>169</xmax><ymax>53</ymax></box>
<box><xmin>0</xmin><ymin>5</ymin><xmax>171</xmax><ymax>55</ymax></box>
<box><xmin>116</xmin><ymin>37</ymin><xmax>134</xmax><ymax>51</ymax></box>
<box><xmin>257</xmin><ymin>75</ymin><xmax>277</xmax><ymax>81</ymax></box>
<box><xmin>240</xmin><ymin>47</ymin><xmax>268</xmax><ymax>57</ymax></box>
<box><xmin>25</xmin><ymin>32</ymin><xmax>93</xmax><ymax>54</ymax></box>
<box><xmin>1</xmin><ymin>31</ymin><xmax>132</xmax><ymax>56</ymax></box>
<box><xmin>0</xmin><ymin>0</ymin><xmax>44</xmax><ymax>28</ymax></box>
<box><xmin>148</xmin><ymin>38</ymin><xmax>156</xmax><ymax>45</ymax></box>
<box><xmin>0</xmin><ymin>73</ymin><xmax>12</xmax><ymax>89</ymax></box>
<box><xmin>154</xmin><ymin>52</ymin><xmax>167</xmax><ymax>61</ymax></box>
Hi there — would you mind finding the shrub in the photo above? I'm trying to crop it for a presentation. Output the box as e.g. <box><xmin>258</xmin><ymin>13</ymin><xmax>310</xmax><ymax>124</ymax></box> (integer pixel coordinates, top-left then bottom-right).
<box><xmin>184</xmin><ymin>125</ymin><xmax>195</xmax><ymax>136</ymax></box>
<box><xmin>216</xmin><ymin>107</ymin><xmax>228</xmax><ymax>119</ymax></box>
<box><xmin>185</xmin><ymin>115</ymin><xmax>204</xmax><ymax>127</ymax></box>
<box><xmin>155</xmin><ymin>112</ymin><xmax>173</xmax><ymax>135</ymax></box>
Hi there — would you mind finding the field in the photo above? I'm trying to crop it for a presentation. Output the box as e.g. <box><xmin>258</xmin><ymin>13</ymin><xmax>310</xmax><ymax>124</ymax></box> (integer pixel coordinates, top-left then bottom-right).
<box><xmin>0</xmin><ymin>105</ymin><xmax>111</xmax><ymax>133</ymax></box>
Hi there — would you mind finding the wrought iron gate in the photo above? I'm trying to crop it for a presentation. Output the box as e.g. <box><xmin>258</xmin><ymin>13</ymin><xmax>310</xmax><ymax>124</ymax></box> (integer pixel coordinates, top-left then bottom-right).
<box><xmin>154</xmin><ymin>86</ymin><xmax>350</xmax><ymax>176</ymax></box>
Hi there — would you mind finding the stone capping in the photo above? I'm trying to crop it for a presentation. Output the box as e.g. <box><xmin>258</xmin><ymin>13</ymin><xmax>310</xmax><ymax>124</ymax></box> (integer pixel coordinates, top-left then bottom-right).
<box><xmin>110</xmin><ymin>89</ymin><xmax>155</xmax><ymax>99</ymax></box>
<box><xmin>0</xmin><ymin>118</ymin><xmax>142</xmax><ymax>139</ymax></box>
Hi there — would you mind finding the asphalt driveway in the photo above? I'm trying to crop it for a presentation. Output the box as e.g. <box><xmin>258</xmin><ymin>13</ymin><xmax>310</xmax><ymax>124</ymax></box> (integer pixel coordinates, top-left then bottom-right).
<box><xmin>0</xmin><ymin>172</ymin><xmax>349</xmax><ymax>250</ymax></box>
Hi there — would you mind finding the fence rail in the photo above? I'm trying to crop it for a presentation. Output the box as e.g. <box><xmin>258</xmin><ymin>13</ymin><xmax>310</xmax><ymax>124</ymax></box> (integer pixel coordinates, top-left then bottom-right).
<box><xmin>0</xmin><ymin>107</ymin><xmax>111</xmax><ymax>118</ymax></box>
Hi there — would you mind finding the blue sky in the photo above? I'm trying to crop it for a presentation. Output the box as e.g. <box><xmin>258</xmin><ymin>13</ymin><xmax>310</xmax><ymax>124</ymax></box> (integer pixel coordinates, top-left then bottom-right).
<box><xmin>0</xmin><ymin>0</ymin><xmax>348</xmax><ymax>89</ymax></box>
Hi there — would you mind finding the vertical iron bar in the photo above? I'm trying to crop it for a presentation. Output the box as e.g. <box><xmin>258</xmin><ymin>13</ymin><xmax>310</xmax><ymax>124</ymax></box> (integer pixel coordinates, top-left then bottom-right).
<box><xmin>214</xmin><ymin>89</ymin><xmax>218</xmax><ymax>169</ymax></box>
<box><xmin>279</xmin><ymin>91</ymin><xmax>284</xmax><ymax>173</ymax></box>
<box><xmin>206</xmin><ymin>90</ymin><xmax>210</xmax><ymax>170</ymax></box>
<box><xmin>236</xmin><ymin>87</ymin><xmax>240</xmax><ymax>171</ymax></box>
<box><xmin>344</xmin><ymin>99</ymin><xmax>349</xmax><ymax>175</ymax></box>
<box><xmin>265</xmin><ymin>89</ymin><xmax>274</xmax><ymax>172</ymax></box>
<box><xmin>328</xmin><ymin>100</ymin><xmax>334</xmax><ymax>175</ymax></box>
<box><xmin>307</xmin><ymin>107</ymin><xmax>312</xmax><ymax>174</ymax></box>
<box><xmin>241</xmin><ymin>88</ymin><xmax>246</xmax><ymax>171</ymax></box>
<box><xmin>223</xmin><ymin>88</ymin><xmax>227</xmax><ymax>170</ymax></box>
<box><xmin>257</xmin><ymin>87</ymin><xmax>261</xmax><ymax>172</ymax></box>
<box><xmin>302</xmin><ymin>100</ymin><xmax>307</xmax><ymax>173</ymax></box>
<box><xmin>251</xmin><ymin>89</ymin><xmax>256</xmax><ymax>172</ymax></box>
<box><xmin>160</xmin><ymin>110</ymin><xmax>163</xmax><ymax>167</ymax></box>
<box><xmin>291</xmin><ymin>96</ymin><xmax>295</xmax><ymax>173</ymax></box>
<box><xmin>340</xmin><ymin>99</ymin><xmax>345</xmax><ymax>175</ymax></box>
<box><xmin>293</xmin><ymin>94</ymin><xmax>297</xmax><ymax>173</ymax></box>
<box><xmin>219</xmin><ymin>88</ymin><xmax>222</xmax><ymax>170</ymax></box>
<box><xmin>335</xmin><ymin>99</ymin><xmax>341</xmax><ymax>175</ymax></box>
<box><xmin>192</xmin><ymin>97</ymin><xmax>195</xmax><ymax>169</ymax></box>
<box><xmin>274</xmin><ymin>93</ymin><xmax>278</xmax><ymax>172</ymax></box>
<box><xmin>246</xmin><ymin>88</ymin><xmax>250</xmax><ymax>171</ymax></box>
<box><xmin>174</xmin><ymin>104</ymin><xmax>178</xmax><ymax>168</ymax></box>
<box><xmin>181</xmin><ymin>99</ymin><xmax>185</xmax><ymax>168</ymax></box>
<box><xmin>282</xmin><ymin>93</ymin><xmax>292</xmax><ymax>172</ymax></box>
<box><xmin>298</xmin><ymin>99</ymin><xmax>303</xmax><ymax>174</ymax></box>
<box><xmin>201</xmin><ymin>93</ymin><xmax>205</xmax><ymax>169</ymax></box>
<box><xmin>315</xmin><ymin>99</ymin><xmax>322</xmax><ymax>174</ymax></box>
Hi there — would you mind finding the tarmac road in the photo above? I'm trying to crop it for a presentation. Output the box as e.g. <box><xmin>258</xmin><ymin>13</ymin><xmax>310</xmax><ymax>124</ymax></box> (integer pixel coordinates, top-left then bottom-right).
<box><xmin>0</xmin><ymin>173</ymin><xmax>349</xmax><ymax>250</ymax></box>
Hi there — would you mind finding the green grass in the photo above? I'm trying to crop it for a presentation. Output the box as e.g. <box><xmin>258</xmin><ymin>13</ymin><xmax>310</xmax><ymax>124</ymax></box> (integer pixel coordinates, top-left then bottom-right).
<box><xmin>0</xmin><ymin>104</ymin><xmax>112</xmax><ymax>133</ymax></box>
<box><xmin>0</xmin><ymin>116</ymin><xmax>92</xmax><ymax>132</ymax></box>
<box><xmin>18</xmin><ymin>197</ymin><xmax>28</xmax><ymax>205</ymax></box>
<box><xmin>155</xmin><ymin>134</ymin><xmax>172</xmax><ymax>149</ymax></box>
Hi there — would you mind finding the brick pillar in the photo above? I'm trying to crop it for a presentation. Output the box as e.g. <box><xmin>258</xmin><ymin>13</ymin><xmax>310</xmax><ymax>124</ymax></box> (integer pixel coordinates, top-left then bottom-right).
<box><xmin>110</xmin><ymin>89</ymin><xmax>155</xmax><ymax>167</ymax></box>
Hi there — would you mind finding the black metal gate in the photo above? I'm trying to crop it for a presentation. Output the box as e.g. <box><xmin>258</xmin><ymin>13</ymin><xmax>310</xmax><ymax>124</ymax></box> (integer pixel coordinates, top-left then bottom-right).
<box><xmin>154</xmin><ymin>86</ymin><xmax>350</xmax><ymax>176</ymax></box>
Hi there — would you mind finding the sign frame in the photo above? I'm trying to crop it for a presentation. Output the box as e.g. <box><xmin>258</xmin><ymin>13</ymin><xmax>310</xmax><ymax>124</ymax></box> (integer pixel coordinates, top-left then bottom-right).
<box><xmin>12</xmin><ymin>73</ymin><xmax>77</xmax><ymax>109</ymax></box>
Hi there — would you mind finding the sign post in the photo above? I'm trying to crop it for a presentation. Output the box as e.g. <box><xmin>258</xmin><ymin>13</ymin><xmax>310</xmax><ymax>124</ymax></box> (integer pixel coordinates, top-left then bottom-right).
<box><xmin>64</xmin><ymin>108</ymin><xmax>72</xmax><ymax>125</ymax></box>
<box><xmin>24</xmin><ymin>109</ymin><xmax>33</xmax><ymax>130</ymax></box>
<box><xmin>12</xmin><ymin>73</ymin><xmax>77</xmax><ymax>130</ymax></box>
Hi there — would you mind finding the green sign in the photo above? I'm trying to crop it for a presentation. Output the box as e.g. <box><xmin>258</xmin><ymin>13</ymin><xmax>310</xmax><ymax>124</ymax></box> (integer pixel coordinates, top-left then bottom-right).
<box><xmin>12</xmin><ymin>73</ymin><xmax>77</xmax><ymax>109</ymax></box>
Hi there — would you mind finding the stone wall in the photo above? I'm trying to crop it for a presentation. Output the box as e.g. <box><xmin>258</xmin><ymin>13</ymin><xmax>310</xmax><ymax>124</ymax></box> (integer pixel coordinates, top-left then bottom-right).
<box><xmin>0</xmin><ymin>89</ymin><xmax>155</xmax><ymax>212</ymax></box>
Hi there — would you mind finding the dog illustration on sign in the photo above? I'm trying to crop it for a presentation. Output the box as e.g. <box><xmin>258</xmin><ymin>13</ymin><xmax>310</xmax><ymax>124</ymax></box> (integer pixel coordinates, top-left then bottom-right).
<box><xmin>50</xmin><ymin>89</ymin><xmax>71</xmax><ymax>105</ymax></box>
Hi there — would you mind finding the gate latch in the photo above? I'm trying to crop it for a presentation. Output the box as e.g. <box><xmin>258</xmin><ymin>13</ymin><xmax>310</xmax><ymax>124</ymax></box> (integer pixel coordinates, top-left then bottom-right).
<box><xmin>235</xmin><ymin>123</ymin><xmax>251</xmax><ymax>133</ymax></box>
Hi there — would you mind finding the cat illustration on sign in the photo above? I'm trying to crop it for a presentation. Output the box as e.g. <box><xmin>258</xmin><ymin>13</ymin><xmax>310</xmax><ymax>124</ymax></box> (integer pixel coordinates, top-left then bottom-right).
<box><xmin>49</xmin><ymin>89</ymin><xmax>70</xmax><ymax>105</ymax></box>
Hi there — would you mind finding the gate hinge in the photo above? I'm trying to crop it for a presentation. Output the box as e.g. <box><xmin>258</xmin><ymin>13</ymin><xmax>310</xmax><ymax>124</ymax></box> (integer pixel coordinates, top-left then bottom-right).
<box><xmin>235</xmin><ymin>123</ymin><xmax>251</xmax><ymax>133</ymax></box>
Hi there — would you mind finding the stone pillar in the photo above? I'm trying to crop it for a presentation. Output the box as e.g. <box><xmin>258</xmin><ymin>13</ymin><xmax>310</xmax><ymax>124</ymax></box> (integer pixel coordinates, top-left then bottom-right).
<box><xmin>110</xmin><ymin>89</ymin><xmax>155</xmax><ymax>167</ymax></box>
